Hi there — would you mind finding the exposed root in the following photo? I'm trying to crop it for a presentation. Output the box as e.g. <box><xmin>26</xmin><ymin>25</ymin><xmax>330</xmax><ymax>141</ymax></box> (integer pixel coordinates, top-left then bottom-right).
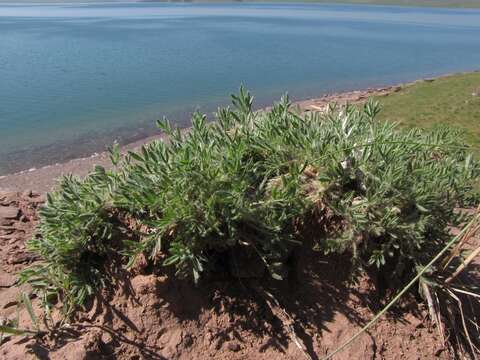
<box><xmin>421</xmin><ymin>281</ymin><xmax>446</xmax><ymax>345</ymax></box>
<box><xmin>447</xmin><ymin>289</ymin><xmax>478</xmax><ymax>357</ymax></box>
<box><xmin>445</xmin><ymin>244</ymin><xmax>480</xmax><ymax>284</ymax></box>
<box><xmin>426</xmin><ymin>208</ymin><xmax>480</xmax><ymax>359</ymax></box>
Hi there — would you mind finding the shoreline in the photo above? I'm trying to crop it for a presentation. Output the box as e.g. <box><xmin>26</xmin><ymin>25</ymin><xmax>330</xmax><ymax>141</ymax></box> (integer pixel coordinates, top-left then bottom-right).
<box><xmin>3</xmin><ymin>1</ymin><xmax>480</xmax><ymax>9</ymax></box>
<box><xmin>0</xmin><ymin>71</ymin><xmax>470</xmax><ymax>193</ymax></box>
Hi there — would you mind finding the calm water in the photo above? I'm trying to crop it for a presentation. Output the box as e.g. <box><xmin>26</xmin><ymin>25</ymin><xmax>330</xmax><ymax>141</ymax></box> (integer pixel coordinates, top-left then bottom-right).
<box><xmin>1</xmin><ymin>3</ymin><xmax>480</xmax><ymax>174</ymax></box>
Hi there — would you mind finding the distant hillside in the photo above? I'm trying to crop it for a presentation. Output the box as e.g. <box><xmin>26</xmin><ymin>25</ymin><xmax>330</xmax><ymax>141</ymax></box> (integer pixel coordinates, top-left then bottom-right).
<box><xmin>2</xmin><ymin>0</ymin><xmax>480</xmax><ymax>8</ymax></box>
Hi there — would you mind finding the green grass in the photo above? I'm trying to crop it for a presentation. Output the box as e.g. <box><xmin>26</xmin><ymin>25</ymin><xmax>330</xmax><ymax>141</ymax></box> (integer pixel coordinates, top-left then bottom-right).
<box><xmin>376</xmin><ymin>72</ymin><xmax>480</xmax><ymax>154</ymax></box>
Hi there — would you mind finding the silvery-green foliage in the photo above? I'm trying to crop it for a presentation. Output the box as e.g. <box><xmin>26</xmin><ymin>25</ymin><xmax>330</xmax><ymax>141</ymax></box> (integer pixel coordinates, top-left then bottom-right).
<box><xmin>21</xmin><ymin>87</ymin><xmax>479</xmax><ymax>315</ymax></box>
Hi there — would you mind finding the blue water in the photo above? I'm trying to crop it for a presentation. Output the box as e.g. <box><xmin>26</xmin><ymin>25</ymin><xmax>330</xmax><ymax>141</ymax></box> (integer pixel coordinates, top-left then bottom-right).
<box><xmin>1</xmin><ymin>3</ymin><xmax>480</xmax><ymax>174</ymax></box>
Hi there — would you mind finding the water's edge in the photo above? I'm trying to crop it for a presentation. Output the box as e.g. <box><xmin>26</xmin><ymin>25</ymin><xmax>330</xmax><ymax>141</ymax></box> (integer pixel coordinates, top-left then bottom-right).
<box><xmin>2</xmin><ymin>71</ymin><xmax>473</xmax><ymax>193</ymax></box>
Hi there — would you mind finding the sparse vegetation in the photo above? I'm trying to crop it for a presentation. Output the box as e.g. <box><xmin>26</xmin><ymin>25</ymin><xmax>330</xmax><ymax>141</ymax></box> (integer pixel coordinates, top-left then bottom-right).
<box><xmin>19</xmin><ymin>88</ymin><xmax>479</xmax><ymax>321</ymax></box>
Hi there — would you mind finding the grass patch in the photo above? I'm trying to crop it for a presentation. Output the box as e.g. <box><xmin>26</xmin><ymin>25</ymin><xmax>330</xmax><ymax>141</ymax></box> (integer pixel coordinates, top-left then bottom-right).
<box><xmin>376</xmin><ymin>72</ymin><xmax>480</xmax><ymax>154</ymax></box>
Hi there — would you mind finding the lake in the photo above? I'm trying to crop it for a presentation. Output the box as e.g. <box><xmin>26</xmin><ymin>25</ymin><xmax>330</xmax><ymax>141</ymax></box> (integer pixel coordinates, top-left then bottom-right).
<box><xmin>1</xmin><ymin>2</ymin><xmax>480</xmax><ymax>175</ymax></box>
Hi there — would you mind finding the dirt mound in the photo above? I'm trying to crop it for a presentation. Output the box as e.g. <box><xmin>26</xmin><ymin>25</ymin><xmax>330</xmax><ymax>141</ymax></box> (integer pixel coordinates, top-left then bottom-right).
<box><xmin>0</xmin><ymin>191</ymin><xmax>450</xmax><ymax>359</ymax></box>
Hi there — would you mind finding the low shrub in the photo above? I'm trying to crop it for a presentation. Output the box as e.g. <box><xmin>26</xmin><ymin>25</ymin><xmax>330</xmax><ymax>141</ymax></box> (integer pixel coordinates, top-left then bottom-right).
<box><xmin>21</xmin><ymin>88</ymin><xmax>479</xmax><ymax>316</ymax></box>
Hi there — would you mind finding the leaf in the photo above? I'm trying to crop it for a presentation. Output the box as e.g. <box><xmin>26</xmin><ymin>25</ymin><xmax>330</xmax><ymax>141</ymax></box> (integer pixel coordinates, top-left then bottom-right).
<box><xmin>108</xmin><ymin>141</ymin><xmax>121</xmax><ymax>166</ymax></box>
<box><xmin>271</xmin><ymin>273</ymin><xmax>283</xmax><ymax>281</ymax></box>
<box><xmin>21</xmin><ymin>293</ymin><xmax>38</xmax><ymax>331</ymax></box>
<box><xmin>128</xmin><ymin>151</ymin><xmax>143</xmax><ymax>162</ymax></box>
<box><xmin>416</xmin><ymin>204</ymin><xmax>429</xmax><ymax>213</ymax></box>
<box><xmin>0</xmin><ymin>325</ymin><xmax>28</xmax><ymax>336</ymax></box>
<box><xmin>163</xmin><ymin>255</ymin><xmax>180</xmax><ymax>267</ymax></box>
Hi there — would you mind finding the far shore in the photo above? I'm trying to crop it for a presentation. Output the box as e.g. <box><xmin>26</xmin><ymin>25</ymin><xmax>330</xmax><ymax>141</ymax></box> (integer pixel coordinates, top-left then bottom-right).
<box><xmin>1</xmin><ymin>71</ymin><xmax>475</xmax><ymax>194</ymax></box>
<box><xmin>3</xmin><ymin>1</ymin><xmax>480</xmax><ymax>9</ymax></box>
